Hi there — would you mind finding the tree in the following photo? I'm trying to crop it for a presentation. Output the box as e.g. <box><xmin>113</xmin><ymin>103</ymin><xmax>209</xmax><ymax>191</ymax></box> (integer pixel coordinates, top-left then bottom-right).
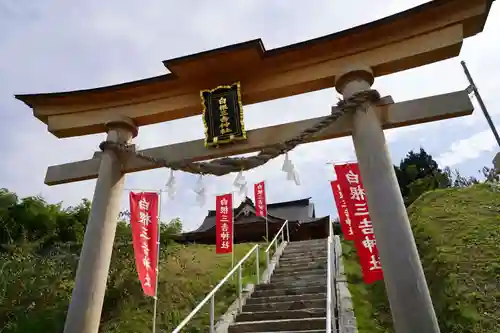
<box><xmin>479</xmin><ymin>166</ymin><xmax>499</xmax><ymax>183</ymax></box>
<box><xmin>117</xmin><ymin>210</ymin><xmax>183</xmax><ymax>245</ymax></box>
<box><xmin>395</xmin><ymin>148</ymin><xmax>451</xmax><ymax>206</ymax></box>
<box><xmin>443</xmin><ymin>165</ymin><xmax>498</xmax><ymax>188</ymax></box>
<box><xmin>160</xmin><ymin>218</ymin><xmax>183</xmax><ymax>245</ymax></box>
<box><xmin>443</xmin><ymin>167</ymin><xmax>479</xmax><ymax>188</ymax></box>
<box><xmin>0</xmin><ymin>189</ymin><xmax>92</xmax><ymax>255</ymax></box>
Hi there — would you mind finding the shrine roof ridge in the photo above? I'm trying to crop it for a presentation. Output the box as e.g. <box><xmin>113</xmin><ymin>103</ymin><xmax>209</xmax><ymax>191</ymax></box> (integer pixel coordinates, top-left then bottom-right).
<box><xmin>265</xmin><ymin>197</ymin><xmax>312</xmax><ymax>208</ymax></box>
<box><xmin>193</xmin><ymin>197</ymin><xmax>326</xmax><ymax>234</ymax></box>
<box><xmin>15</xmin><ymin>0</ymin><xmax>494</xmax><ymax>107</ymax></box>
<box><xmin>206</xmin><ymin>196</ymin><xmax>312</xmax><ymax>216</ymax></box>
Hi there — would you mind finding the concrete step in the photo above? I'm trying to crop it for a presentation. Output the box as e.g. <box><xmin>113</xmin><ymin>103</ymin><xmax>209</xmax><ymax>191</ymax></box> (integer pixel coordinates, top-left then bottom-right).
<box><xmin>282</xmin><ymin>248</ymin><xmax>327</xmax><ymax>256</ymax></box>
<box><xmin>242</xmin><ymin>298</ymin><xmax>326</xmax><ymax>313</ymax></box>
<box><xmin>281</xmin><ymin>253</ymin><xmax>327</xmax><ymax>261</ymax></box>
<box><xmin>287</xmin><ymin>239</ymin><xmax>327</xmax><ymax>247</ymax></box>
<box><xmin>228</xmin><ymin>317</ymin><xmax>326</xmax><ymax>332</ymax></box>
<box><xmin>247</xmin><ymin>331</ymin><xmax>324</xmax><ymax>333</ymax></box>
<box><xmin>269</xmin><ymin>282</ymin><xmax>325</xmax><ymax>292</ymax></box>
<box><xmin>236</xmin><ymin>308</ymin><xmax>326</xmax><ymax>322</ymax></box>
<box><xmin>284</xmin><ymin>240</ymin><xmax>327</xmax><ymax>248</ymax></box>
<box><xmin>278</xmin><ymin>256</ymin><xmax>327</xmax><ymax>264</ymax></box>
<box><xmin>249</xmin><ymin>331</ymin><xmax>324</xmax><ymax>333</ymax></box>
<box><xmin>284</xmin><ymin>250</ymin><xmax>327</xmax><ymax>256</ymax></box>
<box><xmin>285</xmin><ymin>242</ymin><xmax>327</xmax><ymax>249</ymax></box>
<box><xmin>284</xmin><ymin>244</ymin><xmax>327</xmax><ymax>253</ymax></box>
<box><xmin>245</xmin><ymin>292</ymin><xmax>327</xmax><ymax>305</ymax></box>
<box><xmin>255</xmin><ymin>279</ymin><xmax>324</xmax><ymax>291</ymax></box>
<box><xmin>271</xmin><ymin>274</ymin><xmax>326</xmax><ymax>286</ymax></box>
<box><xmin>274</xmin><ymin>262</ymin><xmax>327</xmax><ymax>274</ymax></box>
<box><xmin>272</xmin><ymin>269</ymin><xmax>326</xmax><ymax>280</ymax></box>
<box><xmin>280</xmin><ymin>253</ymin><xmax>328</xmax><ymax>261</ymax></box>
<box><xmin>273</xmin><ymin>271</ymin><xmax>326</xmax><ymax>281</ymax></box>
<box><xmin>252</xmin><ymin>285</ymin><xmax>326</xmax><ymax>298</ymax></box>
<box><xmin>278</xmin><ymin>255</ymin><xmax>328</xmax><ymax>265</ymax></box>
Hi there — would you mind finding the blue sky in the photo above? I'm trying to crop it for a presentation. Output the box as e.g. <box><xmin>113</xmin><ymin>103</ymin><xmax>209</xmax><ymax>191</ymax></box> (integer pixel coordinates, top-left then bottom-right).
<box><xmin>1</xmin><ymin>0</ymin><xmax>499</xmax><ymax>232</ymax></box>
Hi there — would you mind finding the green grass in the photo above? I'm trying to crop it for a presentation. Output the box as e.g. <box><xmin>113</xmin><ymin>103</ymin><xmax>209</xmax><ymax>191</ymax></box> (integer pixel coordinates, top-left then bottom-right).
<box><xmin>341</xmin><ymin>240</ymin><xmax>392</xmax><ymax>333</ymax></box>
<box><xmin>0</xmin><ymin>242</ymin><xmax>272</xmax><ymax>333</ymax></box>
<box><xmin>6</xmin><ymin>184</ymin><xmax>497</xmax><ymax>332</ymax></box>
<box><xmin>342</xmin><ymin>184</ymin><xmax>500</xmax><ymax>333</ymax></box>
<box><xmin>407</xmin><ymin>184</ymin><xmax>500</xmax><ymax>332</ymax></box>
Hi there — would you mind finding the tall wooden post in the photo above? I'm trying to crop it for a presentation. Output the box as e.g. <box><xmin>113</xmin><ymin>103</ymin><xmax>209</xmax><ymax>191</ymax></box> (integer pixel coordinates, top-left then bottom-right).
<box><xmin>335</xmin><ymin>68</ymin><xmax>440</xmax><ymax>333</ymax></box>
<box><xmin>63</xmin><ymin>117</ymin><xmax>138</xmax><ymax>333</ymax></box>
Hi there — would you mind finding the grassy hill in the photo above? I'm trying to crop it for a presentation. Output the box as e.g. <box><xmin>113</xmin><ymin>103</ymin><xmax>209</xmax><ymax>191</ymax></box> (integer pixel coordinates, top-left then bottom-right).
<box><xmin>342</xmin><ymin>183</ymin><xmax>500</xmax><ymax>333</ymax></box>
<box><xmin>0</xmin><ymin>242</ymin><xmax>268</xmax><ymax>333</ymax></box>
<box><xmin>2</xmin><ymin>183</ymin><xmax>498</xmax><ymax>332</ymax></box>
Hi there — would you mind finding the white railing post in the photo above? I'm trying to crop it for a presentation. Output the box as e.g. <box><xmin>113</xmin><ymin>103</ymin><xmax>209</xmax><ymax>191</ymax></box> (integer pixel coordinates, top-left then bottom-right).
<box><xmin>238</xmin><ymin>266</ymin><xmax>243</xmax><ymax>312</ymax></box>
<box><xmin>209</xmin><ymin>294</ymin><xmax>215</xmax><ymax>333</ymax></box>
<box><xmin>326</xmin><ymin>236</ymin><xmax>332</xmax><ymax>332</ymax></box>
<box><xmin>266</xmin><ymin>251</ymin><xmax>270</xmax><ymax>283</ymax></box>
<box><xmin>256</xmin><ymin>246</ymin><xmax>260</xmax><ymax>285</ymax></box>
<box><xmin>286</xmin><ymin>221</ymin><xmax>290</xmax><ymax>242</ymax></box>
<box><xmin>264</xmin><ymin>220</ymin><xmax>289</xmax><ymax>285</ymax></box>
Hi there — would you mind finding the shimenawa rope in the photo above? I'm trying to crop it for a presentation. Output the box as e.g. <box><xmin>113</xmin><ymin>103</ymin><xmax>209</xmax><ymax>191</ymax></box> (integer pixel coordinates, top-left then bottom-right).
<box><xmin>99</xmin><ymin>89</ymin><xmax>380</xmax><ymax>176</ymax></box>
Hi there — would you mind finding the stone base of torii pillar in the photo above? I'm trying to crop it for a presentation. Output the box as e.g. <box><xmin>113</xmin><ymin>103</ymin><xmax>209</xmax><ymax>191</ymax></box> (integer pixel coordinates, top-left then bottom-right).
<box><xmin>63</xmin><ymin>117</ymin><xmax>138</xmax><ymax>333</ymax></box>
<box><xmin>335</xmin><ymin>68</ymin><xmax>441</xmax><ymax>333</ymax></box>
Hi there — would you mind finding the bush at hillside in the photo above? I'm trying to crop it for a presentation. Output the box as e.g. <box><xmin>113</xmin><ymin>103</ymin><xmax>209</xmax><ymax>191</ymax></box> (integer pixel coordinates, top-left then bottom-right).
<box><xmin>0</xmin><ymin>188</ymin><xmax>268</xmax><ymax>332</ymax></box>
<box><xmin>0</xmin><ymin>241</ymin><xmax>266</xmax><ymax>333</ymax></box>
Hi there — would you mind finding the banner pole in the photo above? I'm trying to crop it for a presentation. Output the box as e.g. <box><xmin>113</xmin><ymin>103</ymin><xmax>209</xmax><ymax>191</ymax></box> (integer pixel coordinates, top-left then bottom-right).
<box><xmin>230</xmin><ymin>192</ymin><xmax>235</xmax><ymax>282</ymax></box>
<box><xmin>264</xmin><ymin>181</ymin><xmax>269</xmax><ymax>244</ymax></box>
<box><xmin>231</xmin><ymin>192</ymin><xmax>235</xmax><ymax>270</ymax></box>
<box><xmin>265</xmin><ymin>215</ymin><xmax>269</xmax><ymax>245</ymax></box>
<box><xmin>152</xmin><ymin>190</ymin><xmax>162</xmax><ymax>333</ymax></box>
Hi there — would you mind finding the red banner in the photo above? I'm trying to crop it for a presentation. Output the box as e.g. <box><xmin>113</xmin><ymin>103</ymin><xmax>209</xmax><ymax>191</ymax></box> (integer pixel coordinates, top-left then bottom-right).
<box><xmin>129</xmin><ymin>192</ymin><xmax>159</xmax><ymax>297</ymax></box>
<box><xmin>254</xmin><ymin>181</ymin><xmax>267</xmax><ymax>217</ymax></box>
<box><xmin>216</xmin><ymin>193</ymin><xmax>233</xmax><ymax>254</ymax></box>
<box><xmin>334</xmin><ymin>163</ymin><xmax>383</xmax><ymax>284</ymax></box>
<box><xmin>330</xmin><ymin>180</ymin><xmax>355</xmax><ymax>240</ymax></box>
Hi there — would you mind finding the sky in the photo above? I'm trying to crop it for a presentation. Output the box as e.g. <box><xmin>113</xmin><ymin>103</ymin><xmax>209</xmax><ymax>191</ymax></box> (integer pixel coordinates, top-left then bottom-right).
<box><xmin>1</xmin><ymin>0</ymin><xmax>499</xmax><ymax>232</ymax></box>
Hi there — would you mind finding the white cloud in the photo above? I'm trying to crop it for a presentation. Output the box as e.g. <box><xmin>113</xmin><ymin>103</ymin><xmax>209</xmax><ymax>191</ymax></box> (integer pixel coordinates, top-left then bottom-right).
<box><xmin>437</xmin><ymin>130</ymin><xmax>499</xmax><ymax>167</ymax></box>
<box><xmin>1</xmin><ymin>0</ymin><xmax>500</xmax><ymax>232</ymax></box>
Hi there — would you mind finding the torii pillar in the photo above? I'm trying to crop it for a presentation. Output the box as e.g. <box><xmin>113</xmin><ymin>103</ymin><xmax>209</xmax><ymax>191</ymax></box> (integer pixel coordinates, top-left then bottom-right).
<box><xmin>63</xmin><ymin>117</ymin><xmax>137</xmax><ymax>333</ymax></box>
<box><xmin>335</xmin><ymin>68</ymin><xmax>440</xmax><ymax>333</ymax></box>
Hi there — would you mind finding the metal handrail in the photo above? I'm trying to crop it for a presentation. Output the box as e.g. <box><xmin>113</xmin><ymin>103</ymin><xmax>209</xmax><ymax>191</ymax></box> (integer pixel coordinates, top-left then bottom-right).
<box><xmin>264</xmin><ymin>220</ymin><xmax>289</xmax><ymax>282</ymax></box>
<box><xmin>265</xmin><ymin>220</ymin><xmax>289</xmax><ymax>253</ymax></box>
<box><xmin>334</xmin><ymin>235</ymin><xmax>342</xmax><ymax>333</ymax></box>
<box><xmin>326</xmin><ymin>220</ymin><xmax>334</xmax><ymax>332</ymax></box>
<box><xmin>171</xmin><ymin>244</ymin><xmax>260</xmax><ymax>333</ymax></box>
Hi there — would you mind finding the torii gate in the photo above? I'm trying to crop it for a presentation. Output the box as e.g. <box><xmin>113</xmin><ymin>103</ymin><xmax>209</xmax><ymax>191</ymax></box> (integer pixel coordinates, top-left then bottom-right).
<box><xmin>15</xmin><ymin>1</ymin><xmax>494</xmax><ymax>332</ymax></box>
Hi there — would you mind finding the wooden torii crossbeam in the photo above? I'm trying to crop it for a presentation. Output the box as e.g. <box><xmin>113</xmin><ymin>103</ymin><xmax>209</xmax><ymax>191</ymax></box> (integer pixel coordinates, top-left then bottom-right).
<box><xmin>45</xmin><ymin>91</ymin><xmax>473</xmax><ymax>185</ymax></box>
<box><xmin>14</xmin><ymin>1</ymin><xmax>495</xmax><ymax>333</ymax></box>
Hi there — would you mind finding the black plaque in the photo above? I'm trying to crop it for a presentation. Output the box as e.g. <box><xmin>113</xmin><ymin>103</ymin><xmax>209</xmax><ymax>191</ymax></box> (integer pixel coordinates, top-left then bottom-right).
<box><xmin>201</xmin><ymin>82</ymin><xmax>247</xmax><ymax>148</ymax></box>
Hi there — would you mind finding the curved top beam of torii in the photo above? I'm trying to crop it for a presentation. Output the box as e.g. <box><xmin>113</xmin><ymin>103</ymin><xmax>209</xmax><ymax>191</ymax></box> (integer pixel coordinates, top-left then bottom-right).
<box><xmin>15</xmin><ymin>0</ymin><xmax>494</xmax><ymax>139</ymax></box>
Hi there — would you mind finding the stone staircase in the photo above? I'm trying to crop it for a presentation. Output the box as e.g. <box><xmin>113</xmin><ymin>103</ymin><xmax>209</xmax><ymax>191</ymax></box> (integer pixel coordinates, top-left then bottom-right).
<box><xmin>228</xmin><ymin>239</ymin><xmax>330</xmax><ymax>333</ymax></box>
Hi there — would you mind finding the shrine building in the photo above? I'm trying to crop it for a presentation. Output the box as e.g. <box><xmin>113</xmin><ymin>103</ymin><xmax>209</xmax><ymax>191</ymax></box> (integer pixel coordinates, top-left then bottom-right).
<box><xmin>175</xmin><ymin>197</ymin><xmax>330</xmax><ymax>244</ymax></box>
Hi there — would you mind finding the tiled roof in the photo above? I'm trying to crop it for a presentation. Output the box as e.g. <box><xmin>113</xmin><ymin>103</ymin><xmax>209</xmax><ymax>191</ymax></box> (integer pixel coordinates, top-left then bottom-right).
<box><xmin>187</xmin><ymin>197</ymin><xmax>326</xmax><ymax>234</ymax></box>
